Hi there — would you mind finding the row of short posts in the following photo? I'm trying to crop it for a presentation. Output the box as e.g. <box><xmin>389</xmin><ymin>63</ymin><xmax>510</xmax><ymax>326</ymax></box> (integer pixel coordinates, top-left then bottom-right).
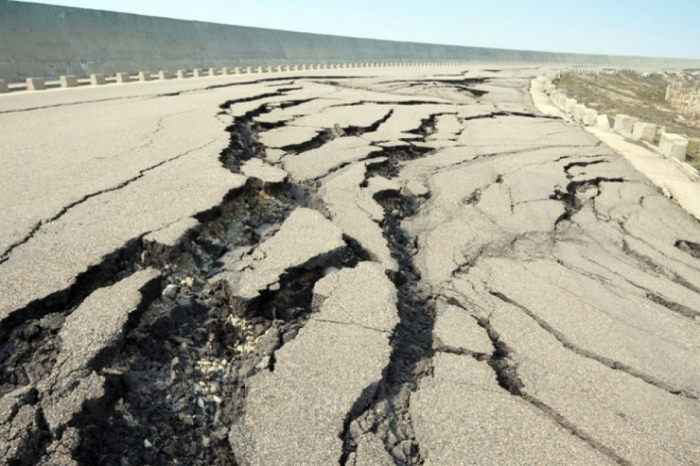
<box><xmin>1</xmin><ymin>62</ymin><xmax>473</xmax><ymax>93</ymax></box>
<box><xmin>1</xmin><ymin>61</ymin><xmax>565</xmax><ymax>94</ymax></box>
<box><xmin>542</xmin><ymin>75</ymin><xmax>690</xmax><ymax>163</ymax></box>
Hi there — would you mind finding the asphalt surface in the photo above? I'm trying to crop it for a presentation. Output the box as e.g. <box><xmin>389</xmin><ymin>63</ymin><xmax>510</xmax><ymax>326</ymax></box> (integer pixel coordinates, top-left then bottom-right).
<box><xmin>1</xmin><ymin>66</ymin><xmax>700</xmax><ymax>465</ymax></box>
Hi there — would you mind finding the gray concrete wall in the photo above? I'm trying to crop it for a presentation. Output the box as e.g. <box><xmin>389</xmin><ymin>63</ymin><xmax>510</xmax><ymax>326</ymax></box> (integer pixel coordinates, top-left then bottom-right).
<box><xmin>2</xmin><ymin>0</ymin><xmax>700</xmax><ymax>83</ymax></box>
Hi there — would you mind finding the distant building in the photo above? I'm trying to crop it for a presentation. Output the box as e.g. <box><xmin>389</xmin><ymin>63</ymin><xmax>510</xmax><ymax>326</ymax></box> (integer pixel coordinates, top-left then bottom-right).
<box><xmin>666</xmin><ymin>77</ymin><xmax>700</xmax><ymax>117</ymax></box>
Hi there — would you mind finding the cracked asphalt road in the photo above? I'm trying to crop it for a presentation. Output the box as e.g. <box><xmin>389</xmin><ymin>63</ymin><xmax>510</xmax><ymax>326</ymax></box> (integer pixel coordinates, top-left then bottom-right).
<box><xmin>1</xmin><ymin>66</ymin><xmax>700</xmax><ymax>465</ymax></box>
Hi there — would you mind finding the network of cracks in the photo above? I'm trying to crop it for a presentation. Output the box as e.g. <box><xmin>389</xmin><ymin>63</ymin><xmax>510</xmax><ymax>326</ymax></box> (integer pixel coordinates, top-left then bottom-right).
<box><xmin>2</xmin><ymin>73</ymin><xmax>700</xmax><ymax>466</ymax></box>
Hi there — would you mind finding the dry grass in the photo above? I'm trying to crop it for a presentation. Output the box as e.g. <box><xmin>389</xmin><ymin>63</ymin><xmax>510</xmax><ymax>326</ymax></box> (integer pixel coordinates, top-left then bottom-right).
<box><xmin>688</xmin><ymin>139</ymin><xmax>700</xmax><ymax>158</ymax></box>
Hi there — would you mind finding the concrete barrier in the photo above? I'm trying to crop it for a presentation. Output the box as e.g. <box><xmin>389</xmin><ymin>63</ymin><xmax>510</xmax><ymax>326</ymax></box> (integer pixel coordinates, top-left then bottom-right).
<box><xmin>26</xmin><ymin>77</ymin><xmax>46</xmax><ymax>91</ymax></box>
<box><xmin>560</xmin><ymin>95</ymin><xmax>568</xmax><ymax>108</ymax></box>
<box><xmin>158</xmin><ymin>70</ymin><xmax>172</xmax><ymax>80</ymax></box>
<box><xmin>631</xmin><ymin>122</ymin><xmax>657</xmax><ymax>142</ymax></box>
<box><xmin>552</xmin><ymin>94</ymin><xmax>561</xmax><ymax>108</ymax></box>
<box><xmin>116</xmin><ymin>72</ymin><xmax>130</xmax><ymax>83</ymax></box>
<box><xmin>193</xmin><ymin>68</ymin><xmax>204</xmax><ymax>78</ymax></box>
<box><xmin>565</xmin><ymin>98</ymin><xmax>577</xmax><ymax>114</ymax></box>
<box><xmin>90</xmin><ymin>73</ymin><xmax>105</xmax><ymax>85</ymax></box>
<box><xmin>139</xmin><ymin>71</ymin><xmax>151</xmax><ymax>82</ymax></box>
<box><xmin>556</xmin><ymin>95</ymin><xmax>567</xmax><ymax>109</ymax></box>
<box><xmin>596</xmin><ymin>114</ymin><xmax>611</xmax><ymax>130</ymax></box>
<box><xmin>659</xmin><ymin>133</ymin><xmax>689</xmax><ymax>161</ymax></box>
<box><xmin>0</xmin><ymin>79</ymin><xmax>7</xmax><ymax>93</ymax></box>
<box><xmin>176</xmin><ymin>69</ymin><xmax>188</xmax><ymax>79</ymax></box>
<box><xmin>613</xmin><ymin>114</ymin><xmax>636</xmax><ymax>137</ymax></box>
<box><xmin>60</xmin><ymin>75</ymin><xmax>77</xmax><ymax>88</ymax></box>
<box><xmin>583</xmin><ymin>109</ymin><xmax>598</xmax><ymax>126</ymax></box>
<box><xmin>574</xmin><ymin>104</ymin><xmax>586</xmax><ymax>122</ymax></box>
<box><xmin>208</xmin><ymin>67</ymin><xmax>218</xmax><ymax>76</ymax></box>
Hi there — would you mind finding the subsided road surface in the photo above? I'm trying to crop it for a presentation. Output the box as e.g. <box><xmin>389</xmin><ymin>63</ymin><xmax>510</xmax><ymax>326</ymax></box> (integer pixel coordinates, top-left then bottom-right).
<box><xmin>1</xmin><ymin>66</ymin><xmax>700</xmax><ymax>465</ymax></box>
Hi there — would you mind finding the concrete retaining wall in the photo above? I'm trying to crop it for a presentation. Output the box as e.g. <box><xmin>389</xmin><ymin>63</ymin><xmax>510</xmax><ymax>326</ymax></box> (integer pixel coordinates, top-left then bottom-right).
<box><xmin>3</xmin><ymin>1</ymin><xmax>700</xmax><ymax>83</ymax></box>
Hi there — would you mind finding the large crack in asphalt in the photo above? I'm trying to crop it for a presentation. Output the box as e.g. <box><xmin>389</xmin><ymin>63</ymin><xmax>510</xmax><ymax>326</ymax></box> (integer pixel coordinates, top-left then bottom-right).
<box><xmin>0</xmin><ymin>85</ymin><xmax>309</xmax><ymax>266</ymax></box>
<box><xmin>74</xmin><ymin>206</ymin><xmax>365</xmax><ymax>465</ymax></box>
<box><xmin>549</xmin><ymin>157</ymin><xmax>625</xmax><ymax>226</ymax></box>
<box><xmin>338</xmin><ymin>138</ymin><xmax>436</xmax><ymax>465</ymax></box>
<box><xmin>675</xmin><ymin>239</ymin><xmax>700</xmax><ymax>260</ymax></box>
<box><xmin>71</xmin><ymin>98</ymin><xmax>374</xmax><ymax>465</ymax></box>
<box><xmin>0</xmin><ymin>87</ymin><xmax>310</xmax><ymax>407</ymax></box>
<box><xmin>340</xmin><ymin>190</ymin><xmax>435</xmax><ymax>466</ymax></box>
<box><xmin>218</xmin><ymin>90</ymin><xmax>447</xmax><ymax>466</ymax></box>
<box><xmin>358</xmin><ymin>112</ymin><xmax>440</xmax><ymax>182</ymax></box>
<box><xmin>0</xmin><ymin>236</ymin><xmax>146</xmax><ymax>387</ymax></box>
<box><xmin>0</xmin><ymin>88</ymin><xmax>375</xmax><ymax>464</ymax></box>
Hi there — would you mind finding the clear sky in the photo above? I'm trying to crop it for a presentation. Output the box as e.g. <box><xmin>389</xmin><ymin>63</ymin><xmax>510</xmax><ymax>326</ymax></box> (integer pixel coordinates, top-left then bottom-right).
<box><xmin>11</xmin><ymin>0</ymin><xmax>700</xmax><ymax>59</ymax></box>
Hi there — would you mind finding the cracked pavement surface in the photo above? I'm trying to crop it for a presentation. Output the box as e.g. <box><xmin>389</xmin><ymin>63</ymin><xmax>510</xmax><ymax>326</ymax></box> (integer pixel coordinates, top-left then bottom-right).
<box><xmin>1</xmin><ymin>66</ymin><xmax>700</xmax><ymax>465</ymax></box>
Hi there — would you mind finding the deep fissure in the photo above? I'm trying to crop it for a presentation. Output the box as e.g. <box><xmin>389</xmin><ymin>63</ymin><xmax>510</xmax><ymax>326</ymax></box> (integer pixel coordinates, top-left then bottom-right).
<box><xmin>71</xmin><ymin>100</ymin><xmax>370</xmax><ymax>465</ymax></box>
<box><xmin>339</xmin><ymin>188</ymin><xmax>435</xmax><ymax>465</ymax></box>
<box><xmin>551</xmin><ymin>177</ymin><xmax>625</xmax><ymax>225</ymax></box>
